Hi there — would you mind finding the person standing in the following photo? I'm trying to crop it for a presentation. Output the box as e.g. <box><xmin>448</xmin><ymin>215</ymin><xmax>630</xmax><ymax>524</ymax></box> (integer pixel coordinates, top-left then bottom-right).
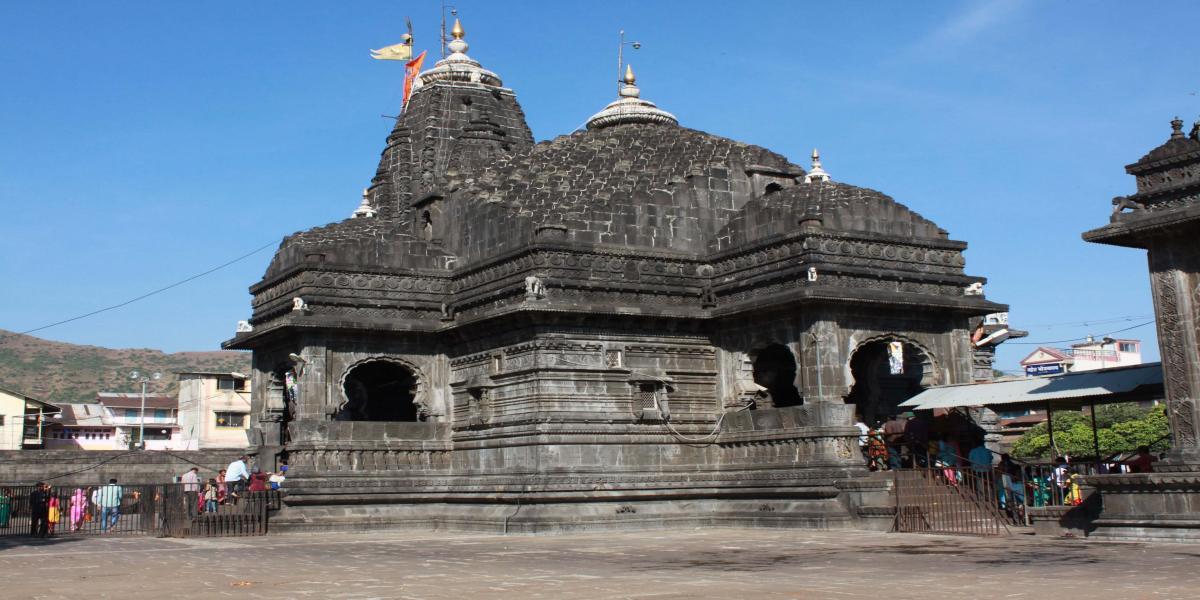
<box><xmin>180</xmin><ymin>467</ymin><xmax>201</xmax><ymax>518</ymax></box>
<box><xmin>0</xmin><ymin>488</ymin><xmax>12</xmax><ymax>528</ymax></box>
<box><xmin>1126</xmin><ymin>445</ymin><xmax>1158</xmax><ymax>473</ymax></box>
<box><xmin>95</xmin><ymin>478</ymin><xmax>124</xmax><ymax>532</ymax></box>
<box><xmin>225</xmin><ymin>455</ymin><xmax>250</xmax><ymax>500</ymax></box>
<box><xmin>904</xmin><ymin>414</ymin><xmax>930</xmax><ymax>467</ymax></box>
<box><xmin>29</xmin><ymin>482</ymin><xmax>50</xmax><ymax>538</ymax></box>
<box><xmin>202</xmin><ymin>479</ymin><xmax>219</xmax><ymax>513</ymax></box>
<box><xmin>47</xmin><ymin>492</ymin><xmax>61</xmax><ymax>535</ymax></box>
<box><xmin>69</xmin><ymin>487</ymin><xmax>88</xmax><ymax>532</ymax></box>
<box><xmin>882</xmin><ymin>415</ymin><xmax>908</xmax><ymax>470</ymax></box>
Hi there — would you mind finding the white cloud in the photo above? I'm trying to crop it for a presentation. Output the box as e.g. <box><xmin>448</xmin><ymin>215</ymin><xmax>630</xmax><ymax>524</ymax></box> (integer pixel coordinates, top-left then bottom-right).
<box><xmin>912</xmin><ymin>0</ymin><xmax>1030</xmax><ymax>54</ymax></box>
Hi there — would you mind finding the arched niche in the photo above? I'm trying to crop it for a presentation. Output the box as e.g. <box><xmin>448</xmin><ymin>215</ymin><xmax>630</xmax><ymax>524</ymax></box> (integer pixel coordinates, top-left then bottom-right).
<box><xmin>337</xmin><ymin>358</ymin><xmax>427</xmax><ymax>422</ymax></box>
<box><xmin>845</xmin><ymin>336</ymin><xmax>936</xmax><ymax>426</ymax></box>
<box><xmin>750</xmin><ymin>343</ymin><xmax>803</xmax><ymax>408</ymax></box>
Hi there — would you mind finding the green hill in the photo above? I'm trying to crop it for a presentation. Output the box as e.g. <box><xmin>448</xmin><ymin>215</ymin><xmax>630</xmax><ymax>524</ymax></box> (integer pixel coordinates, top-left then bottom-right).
<box><xmin>0</xmin><ymin>330</ymin><xmax>250</xmax><ymax>403</ymax></box>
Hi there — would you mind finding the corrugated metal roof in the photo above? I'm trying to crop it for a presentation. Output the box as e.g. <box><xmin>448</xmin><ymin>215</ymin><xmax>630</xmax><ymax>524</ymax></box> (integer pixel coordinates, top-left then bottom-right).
<box><xmin>53</xmin><ymin>403</ymin><xmax>113</xmax><ymax>426</ymax></box>
<box><xmin>899</xmin><ymin>362</ymin><xmax>1163</xmax><ymax>410</ymax></box>
<box><xmin>96</xmin><ymin>393</ymin><xmax>177</xmax><ymax>409</ymax></box>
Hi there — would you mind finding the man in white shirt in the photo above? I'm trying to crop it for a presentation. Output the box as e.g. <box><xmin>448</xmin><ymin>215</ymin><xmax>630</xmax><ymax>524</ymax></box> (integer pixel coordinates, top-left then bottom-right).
<box><xmin>180</xmin><ymin>467</ymin><xmax>201</xmax><ymax>517</ymax></box>
<box><xmin>225</xmin><ymin>455</ymin><xmax>250</xmax><ymax>497</ymax></box>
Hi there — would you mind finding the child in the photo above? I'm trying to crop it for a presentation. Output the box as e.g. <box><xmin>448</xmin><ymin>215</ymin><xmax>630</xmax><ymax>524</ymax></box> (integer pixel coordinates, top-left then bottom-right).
<box><xmin>203</xmin><ymin>479</ymin><xmax>219</xmax><ymax>513</ymax></box>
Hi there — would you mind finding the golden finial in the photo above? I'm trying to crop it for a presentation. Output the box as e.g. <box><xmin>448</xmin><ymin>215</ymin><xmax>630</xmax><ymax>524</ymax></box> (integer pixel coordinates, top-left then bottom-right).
<box><xmin>624</xmin><ymin>64</ymin><xmax>636</xmax><ymax>85</ymax></box>
<box><xmin>451</xmin><ymin>18</ymin><xmax>465</xmax><ymax>40</ymax></box>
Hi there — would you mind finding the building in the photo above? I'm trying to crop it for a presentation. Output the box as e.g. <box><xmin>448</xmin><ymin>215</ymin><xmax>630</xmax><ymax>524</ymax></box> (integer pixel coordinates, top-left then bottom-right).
<box><xmin>176</xmin><ymin>372</ymin><xmax>251</xmax><ymax>450</ymax></box>
<box><xmin>95</xmin><ymin>392</ymin><xmax>182</xmax><ymax>450</ymax></box>
<box><xmin>224</xmin><ymin>21</ymin><xmax>1008</xmax><ymax>531</ymax></box>
<box><xmin>44</xmin><ymin>403</ymin><xmax>119</xmax><ymax>450</ymax></box>
<box><xmin>1068</xmin><ymin>337</ymin><xmax>1142</xmax><ymax>371</ymax></box>
<box><xmin>1019</xmin><ymin>338</ymin><xmax>1142</xmax><ymax>376</ymax></box>
<box><xmin>0</xmin><ymin>385</ymin><xmax>60</xmax><ymax>450</ymax></box>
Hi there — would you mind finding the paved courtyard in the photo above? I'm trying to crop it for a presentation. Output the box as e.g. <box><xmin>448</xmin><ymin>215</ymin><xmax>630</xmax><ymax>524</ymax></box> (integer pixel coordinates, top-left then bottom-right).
<box><xmin>2</xmin><ymin>528</ymin><xmax>1198</xmax><ymax>599</ymax></box>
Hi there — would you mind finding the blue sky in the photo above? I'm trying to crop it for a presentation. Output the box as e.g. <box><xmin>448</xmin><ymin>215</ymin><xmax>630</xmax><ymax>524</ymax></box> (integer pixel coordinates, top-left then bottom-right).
<box><xmin>1</xmin><ymin>1</ymin><xmax>1196</xmax><ymax>373</ymax></box>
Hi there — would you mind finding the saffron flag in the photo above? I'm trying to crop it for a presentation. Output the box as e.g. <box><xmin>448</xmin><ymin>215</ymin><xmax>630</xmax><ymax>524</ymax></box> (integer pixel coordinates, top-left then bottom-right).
<box><xmin>402</xmin><ymin>50</ymin><xmax>427</xmax><ymax>109</ymax></box>
<box><xmin>371</xmin><ymin>34</ymin><xmax>414</xmax><ymax>61</ymax></box>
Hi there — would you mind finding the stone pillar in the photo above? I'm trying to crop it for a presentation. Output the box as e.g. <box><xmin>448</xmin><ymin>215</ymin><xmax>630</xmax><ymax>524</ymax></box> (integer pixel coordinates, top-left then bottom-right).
<box><xmin>297</xmin><ymin>339</ymin><xmax>329</xmax><ymax>420</ymax></box>
<box><xmin>799</xmin><ymin>320</ymin><xmax>844</xmax><ymax>404</ymax></box>
<box><xmin>1148</xmin><ymin>240</ymin><xmax>1200</xmax><ymax>464</ymax></box>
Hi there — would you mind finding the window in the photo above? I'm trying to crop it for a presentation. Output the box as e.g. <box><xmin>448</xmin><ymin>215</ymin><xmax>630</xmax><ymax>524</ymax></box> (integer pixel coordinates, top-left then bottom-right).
<box><xmin>125</xmin><ymin>408</ymin><xmax>138</xmax><ymax>419</ymax></box>
<box><xmin>0</xmin><ymin>415</ymin><xmax>4</xmax><ymax>426</ymax></box>
<box><xmin>217</xmin><ymin>377</ymin><xmax>246</xmax><ymax>391</ymax></box>
<box><xmin>1119</xmin><ymin>342</ymin><xmax>1137</xmax><ymax>353</ymax></box>
<box><xmin>215</xmin><ymin>412</ymin><xmax>247</xmax><ymax>428</ymax></box>
<box><xmin>154</xmin><ymin>409</ymin><xmax>167</xmax><ymax>420</ymax></box>
<box><xmin>144</xmin><ymin>428</ymin><xmax>170</xmax><ymax>441</ymax></box>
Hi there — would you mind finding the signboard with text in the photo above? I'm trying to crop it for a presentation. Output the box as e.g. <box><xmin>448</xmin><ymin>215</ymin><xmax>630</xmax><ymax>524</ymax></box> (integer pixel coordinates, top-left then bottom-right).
<box><xmin>1025</xmin><ymin>363</ymin><xmax>1065</xmax><ymax>376</ymax></box>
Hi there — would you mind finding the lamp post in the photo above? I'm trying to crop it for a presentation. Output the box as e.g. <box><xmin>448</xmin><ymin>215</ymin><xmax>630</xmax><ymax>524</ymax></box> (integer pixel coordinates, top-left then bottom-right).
<box><xmin>616</xmin><ymin>30</ymin><xmax>641</xmax><ymax>95</ymax></box>
<box><xmin>130</xmin><ymin>371</ymin><xmax>160</xmax><ymax>450</ymax></box>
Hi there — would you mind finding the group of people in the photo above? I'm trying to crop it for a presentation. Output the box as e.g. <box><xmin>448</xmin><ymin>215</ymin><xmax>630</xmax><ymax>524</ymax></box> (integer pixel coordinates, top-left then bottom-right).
<box><xmin>12</xmin><ymin>479</ymin><xmax>126</xmax><ymax>537</ymax></box>
<box><xmin>856</xmin><ymin>411</ymin><xmax>991</xmax><ymax>473</ymax></box>
<box><xmin>4</xmin><ymin>455</ymin><xmax>291</xmax><ymax>538</ymax></box>
<box><xmin>855</xmin><ymin>411</ymin><xmax>1165</xmax><ymax>518</ymax></box>
<box><xmin>177</xmin><ymin>455</ymin><xmax>286</xmax><ymax>517</ymax></box>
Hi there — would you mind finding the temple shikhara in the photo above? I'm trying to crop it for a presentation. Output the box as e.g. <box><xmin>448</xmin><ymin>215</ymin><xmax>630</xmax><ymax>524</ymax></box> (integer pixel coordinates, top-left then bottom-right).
<box><xmin>225</xmin><ymin>21</ymin><xmax>1006</xmax><ymax>531</ymax></box>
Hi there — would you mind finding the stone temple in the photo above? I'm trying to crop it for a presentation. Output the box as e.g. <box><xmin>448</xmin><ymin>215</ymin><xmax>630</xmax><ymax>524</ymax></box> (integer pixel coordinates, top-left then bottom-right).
<box><xmin>226</xmin><ymin>22</ymin><xmax>1005</xmax><ymax>531</ymax></box>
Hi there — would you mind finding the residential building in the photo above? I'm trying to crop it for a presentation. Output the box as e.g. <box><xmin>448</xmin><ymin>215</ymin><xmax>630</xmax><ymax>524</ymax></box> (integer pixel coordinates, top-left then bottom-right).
<box><xmin>95</xmin><ymin>392</ymin><xmax>182</xmax><ymax>450</ymax></box>
<box><xmin>176</xmin><ymin>372</ymin><xmax>251</xmax><ymax>450</ymax></box>
<box><xmin>0</xmin><ymin>385</ymin><xmax>60</xmax><ymax>450</ymax></box>
<box><xmin>1020</xmin><ymin>338</ymin><xmax>1142</xmax><ymax>376</ymax></box>
<box><xmin>1068</xmin><ymin>337</ymin><xmax>1142</xmax><ymax>371</ymax></box>
<box><xmin>44</xmin><ymin>403</ymin><xmax>119</xmax><ymax>450</ymax></box>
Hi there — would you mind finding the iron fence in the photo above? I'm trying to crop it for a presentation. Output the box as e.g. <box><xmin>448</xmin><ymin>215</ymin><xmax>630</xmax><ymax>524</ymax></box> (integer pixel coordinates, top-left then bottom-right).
<box><xmin>890</xmin><ymin>444</ymin><xmax>1102</xmax><ymax>536</ymax></box>
<box><xmin>0</xmin><ymin>483</ymin><xmax>279</xmax><ymax>539</ymax></box>
<box><xmin>894</xmin><ymin>465</ymin><xmax>1013</xmax><ymax>536</ymax></box>
<box><xmin>0</xmin><ymin>483</ymin><xmax>161</xmax><ymax>538</ymax></box>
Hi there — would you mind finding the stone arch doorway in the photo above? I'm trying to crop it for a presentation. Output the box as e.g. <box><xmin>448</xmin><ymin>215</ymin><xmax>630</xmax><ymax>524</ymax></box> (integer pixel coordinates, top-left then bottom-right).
<box><xmin>846</xmin><ymin>338</ymin><xmax>932</xmax><ymax>426</ymax></box>
<box><xmin>338</xmin><ymin>359</ymin><xmax>423</xmax><ymax>422</ymax></box>
<box><xmin>752</xmin><ymin>344</ymin><xmax>803</xmax><ymax>408</ymax></box>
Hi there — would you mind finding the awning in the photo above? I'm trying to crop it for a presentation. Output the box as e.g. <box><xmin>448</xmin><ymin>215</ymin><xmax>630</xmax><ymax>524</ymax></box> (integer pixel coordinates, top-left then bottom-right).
<box><xmin>899</xmin><ymin>362</ymin><xmax>1163</xmax><ymax>411</ymax></box>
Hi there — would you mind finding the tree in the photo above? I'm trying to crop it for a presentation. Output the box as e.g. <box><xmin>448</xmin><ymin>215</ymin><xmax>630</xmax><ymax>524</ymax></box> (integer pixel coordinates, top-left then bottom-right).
<box><xmin>1011</xmin><ymin>403</ymin><xmax>1170</xmax><ymax>460</ymax></box>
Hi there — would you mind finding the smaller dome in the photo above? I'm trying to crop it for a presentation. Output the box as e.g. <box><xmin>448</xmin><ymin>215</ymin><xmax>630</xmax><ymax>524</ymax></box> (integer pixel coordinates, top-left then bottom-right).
<box><xmin>586</xmin><ymin>65</ymin><xmax>678</xmax><ymax>129</ymax></box>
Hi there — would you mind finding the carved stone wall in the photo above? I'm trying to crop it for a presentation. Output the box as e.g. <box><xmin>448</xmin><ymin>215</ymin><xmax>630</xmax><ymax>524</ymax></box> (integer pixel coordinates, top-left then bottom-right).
<box><xmin>1149</xmin><ymin>233</ymin><xmax>1200</xmax><ymax>460</ymax></box>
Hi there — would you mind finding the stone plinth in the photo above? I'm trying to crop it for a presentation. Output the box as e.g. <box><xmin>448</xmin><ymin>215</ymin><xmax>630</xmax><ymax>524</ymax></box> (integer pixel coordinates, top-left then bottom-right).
<box><xmin>1079</xmin><ymin>473</ymin><xmax>1200</xmax><ymax>542</ymax></box>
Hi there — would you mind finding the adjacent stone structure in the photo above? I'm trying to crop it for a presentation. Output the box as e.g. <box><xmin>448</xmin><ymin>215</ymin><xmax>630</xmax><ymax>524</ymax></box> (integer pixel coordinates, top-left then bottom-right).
<box><xmin>225</xmin><ymin>22</ymin><xmax>1004</xmax><ymax>531</ymax></box>
<box><xmin>1082</xmin><ymin>117</ymin><xmax>1200</xmax><ymax>541</ymax></box>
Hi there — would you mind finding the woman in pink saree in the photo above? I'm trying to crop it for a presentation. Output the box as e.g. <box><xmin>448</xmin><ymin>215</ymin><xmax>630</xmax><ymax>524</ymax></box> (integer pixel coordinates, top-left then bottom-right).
<box><xmin>69</xmin><ymin>487</ymin><xmax>88</xmax><ymax>532</ymax></box>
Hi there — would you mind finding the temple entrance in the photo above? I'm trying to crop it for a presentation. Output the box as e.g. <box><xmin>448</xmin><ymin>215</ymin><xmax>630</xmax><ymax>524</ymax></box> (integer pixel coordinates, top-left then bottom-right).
<box><xmin>752</xmin><ymin>344</ymin><xmax>803</xmax><ymax>408</ymax></box>
<box><xmin>846</xmin><ymin>339</ymin><xmax>930</xmax><ymax>426</ymax></box>
<box><xmin>339</xmin><ymin>360</ymin><xmax>422</xmax><ymax>421</ymax></box>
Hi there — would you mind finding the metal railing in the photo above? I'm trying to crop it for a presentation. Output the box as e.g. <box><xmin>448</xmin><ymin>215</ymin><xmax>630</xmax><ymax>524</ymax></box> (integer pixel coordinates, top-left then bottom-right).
<box><xmin>894</xmin><ymin>464</ymin><xmax>1014</xmax><ymax>536</ymax></box>
<box><xmin>0</xmin><ymin>483</ymin><xmax>279</xmax><ymax>539</ymax></box>
<box><xmin>889</xmin><ymin>444</ymin><xmax>1100</xmax><ymax>536</ymax></box>
<box><xmin>0</xmin><ymin>484</ymin><xmax>162</xmax><ymax>537</ymax></box>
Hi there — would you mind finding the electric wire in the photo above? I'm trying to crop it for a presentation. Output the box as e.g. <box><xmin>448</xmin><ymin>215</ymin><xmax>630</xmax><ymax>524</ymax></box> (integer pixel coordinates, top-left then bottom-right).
<box><xmin>11</xmin><ymin>240</ymin><xmax>278</xmax><ymax>337</ymax></box>
<box><xmin>1019</xmin><ymin>314</ymin><xmax>1155</xmax><ymax>329</ymax></box>
<box><xmin>1005</xmin><ymin>319</ymin><xmax>1156</xmax><ymax>345</ymax></box>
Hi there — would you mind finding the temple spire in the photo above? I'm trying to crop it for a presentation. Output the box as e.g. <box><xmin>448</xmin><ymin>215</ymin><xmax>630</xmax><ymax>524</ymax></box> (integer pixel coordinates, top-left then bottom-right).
<box><xmin>1171</xmin><ymin>116</ymin><xmax>1185</xmax><ymax>139</ymax></box>
<box><xmin>804</xmin><ymin>149</ymin><xmax>831</xmax><ymax>183</ymax></box>
<box><xmin>415</xmin><ymin>17</ymin><xmax>503</xmax><ymax>88</ymax></box>
<box><xmin>352</xmin><ymin>189</ymin><xmax>376</xmax><ymax>218</ymax></box>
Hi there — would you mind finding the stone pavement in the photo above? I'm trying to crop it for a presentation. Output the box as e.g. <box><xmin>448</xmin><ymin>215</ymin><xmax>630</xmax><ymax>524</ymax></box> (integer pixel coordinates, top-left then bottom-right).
<box><xmin>1</xmin><ymin>528</ymin><xmax>1198</xmax><ymax>599</ymax></box>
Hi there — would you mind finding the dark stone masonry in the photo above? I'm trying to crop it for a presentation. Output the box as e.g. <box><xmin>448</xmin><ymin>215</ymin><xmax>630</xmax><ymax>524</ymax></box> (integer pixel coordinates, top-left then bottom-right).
<box><xmin>1082</xmin><ymin>116</ymin><xmax>1200</xmax><ymax>542</ymax></box>
<box><xmin>225</xmin><ymin>23</ymin><xmax>1004</xmax><ymax>532</ymax></box>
